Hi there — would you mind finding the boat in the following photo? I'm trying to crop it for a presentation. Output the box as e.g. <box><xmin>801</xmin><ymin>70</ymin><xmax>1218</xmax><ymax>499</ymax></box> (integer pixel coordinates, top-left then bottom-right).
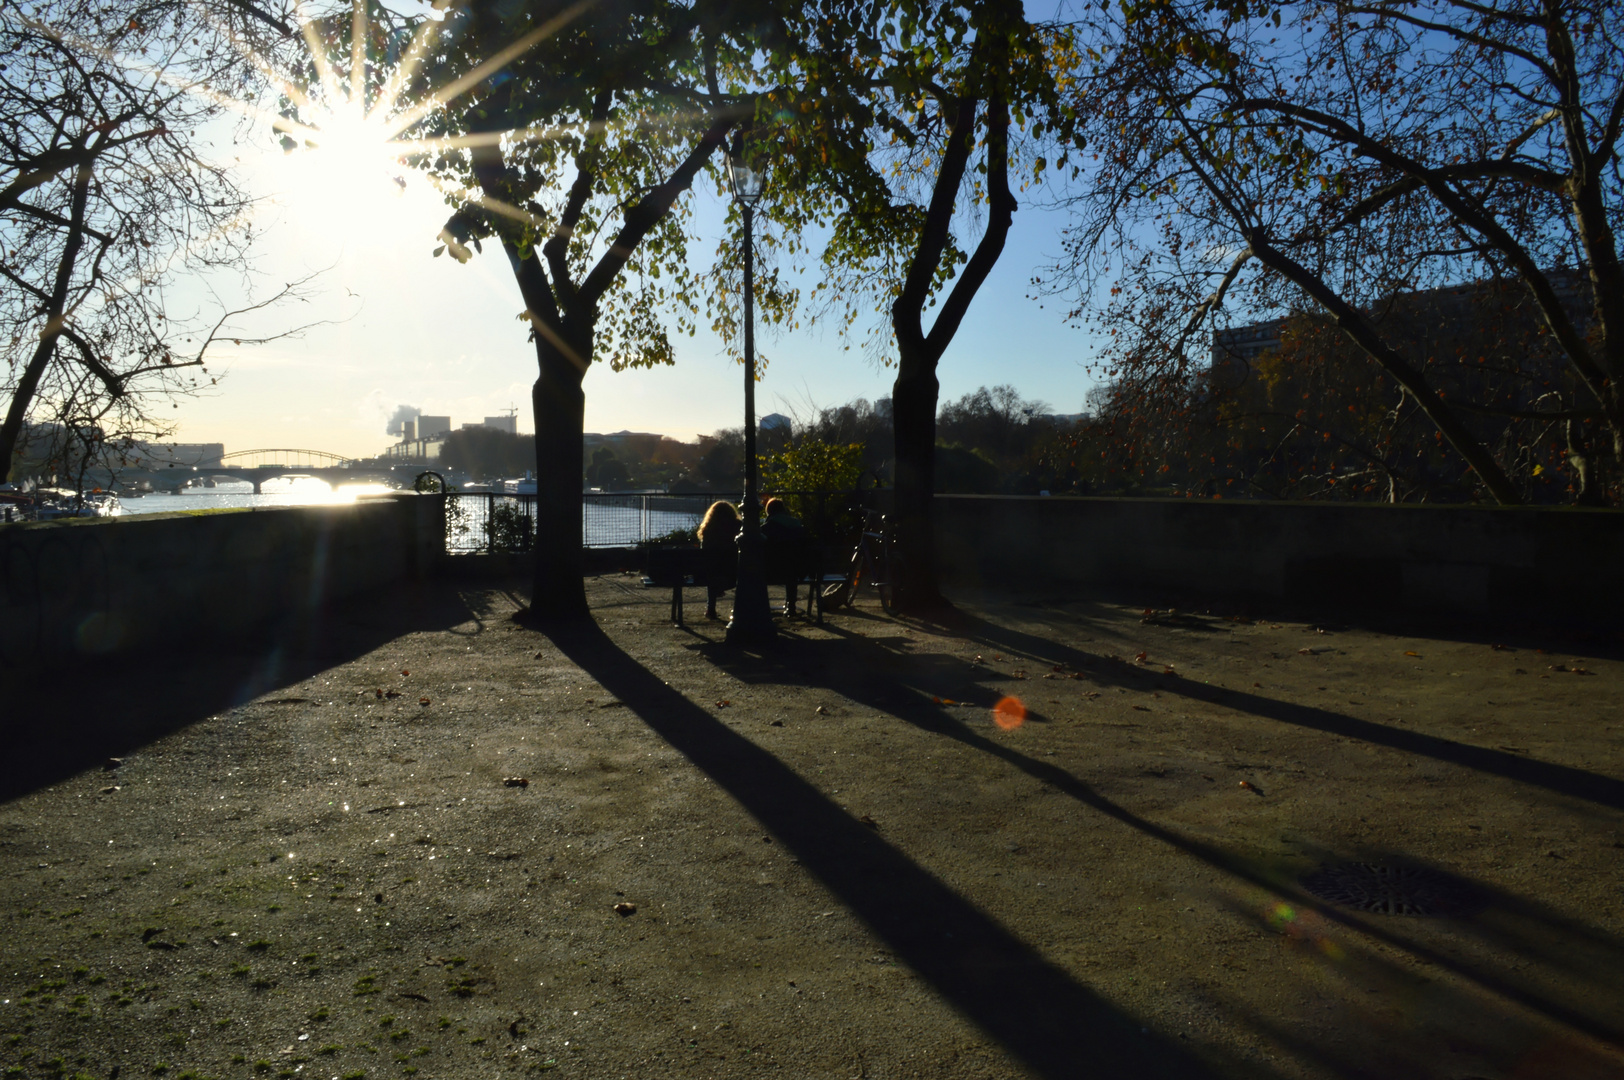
<box><xmin>34</xmin><ymin>489</ymin><xmax>121</xmax><ymax>519</ymax></box>
<box><xmin>502</xmin><ymin>471</ymin><xmax>537</xmax><ymax>495</ymax></box>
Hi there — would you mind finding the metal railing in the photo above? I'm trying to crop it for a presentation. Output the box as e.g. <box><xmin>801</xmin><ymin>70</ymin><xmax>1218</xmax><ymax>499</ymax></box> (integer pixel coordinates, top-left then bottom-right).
<box><xmin>444</xmin><ymin>490</ymin><xmax>872</xmax><ymax>554</ymax></box>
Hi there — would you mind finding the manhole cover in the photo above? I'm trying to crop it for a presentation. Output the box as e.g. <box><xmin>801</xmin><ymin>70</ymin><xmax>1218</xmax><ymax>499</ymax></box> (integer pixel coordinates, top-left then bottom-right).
<box><xmin>1299</xmin><ymin>862</ymin><xmax>1480</xmax><ymax>916</ymax></box>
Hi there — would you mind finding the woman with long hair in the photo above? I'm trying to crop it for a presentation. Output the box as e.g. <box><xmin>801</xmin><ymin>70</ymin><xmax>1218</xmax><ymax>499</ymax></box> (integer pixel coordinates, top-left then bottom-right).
<box><xmin>697</xmin><ymin>500</ymin><xmax>741</xmax><ymax>619</ymax></box>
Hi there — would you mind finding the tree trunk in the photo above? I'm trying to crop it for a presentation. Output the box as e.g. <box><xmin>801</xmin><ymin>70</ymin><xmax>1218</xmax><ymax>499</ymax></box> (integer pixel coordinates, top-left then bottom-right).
<box><xmin>0</xmin><ymin>163</ymin><xmax>92</xmax><ymax>483</ymax></box>
<box><xmin>529</xmin><ymin>327</ymin><xmax>592</xmax><ymax>621</ymax></box>
<box><xmin>891</xmin><ymin>343</ymin><xmax>945</xmax><ymax>612</ymax></box>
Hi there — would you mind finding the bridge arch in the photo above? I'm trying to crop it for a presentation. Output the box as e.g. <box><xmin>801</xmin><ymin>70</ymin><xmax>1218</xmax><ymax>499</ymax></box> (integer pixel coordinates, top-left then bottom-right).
<box><xmin>219</xmin><ymin>449</ymin><xmax>353</xmax><ymax>468</ymax></box>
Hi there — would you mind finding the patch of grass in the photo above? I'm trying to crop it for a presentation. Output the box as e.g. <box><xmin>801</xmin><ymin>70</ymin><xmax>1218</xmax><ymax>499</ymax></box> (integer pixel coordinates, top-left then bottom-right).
<box><xmin>388</xmin><ymin>1030</ymin><xmax>410</xmax><ymax>1043</ymax></box>
<box><xmin>436</xmin><ymin>1018</ymin><xmax>450</xmax><ymax>1030</ymax></box>
<box><xmin>341</xmin><ymin>1072</ymin><xmax>365</xmax><ymax>1080</ymax></box>
<box><xmin>230</xmin><ymin>1055</ymin><xmax>245</xmax><ymax>1065</ymax></box>
<box><xmin>245</xmin><ymin>941</ymin><xmax>272</xmax><ymax>952</ymax></box>
<box><xmin>150</xmin><ymin>1064</ymin><xmax>170</xmax><ymax>1075</ymax></box>
<box><xmin>307</xmin><ymin>1007</ymin><xmax>329</xmax><ymax>1022</ymax></box>
<box><xmin>214</xmin><ymin>1019</ymin><xmax>232</xmax><ymax>1028</ymax></box>
<box><xmin>317</xmin><ymin>1045</ymin><xmax>342</xmax><ymax>1056</ymax></box>
<box><xmin>353</xmin><ymin>976</ymin><xmax>378</xmax><ymax>996</ymax></box>
<box><xmin>378</xmin><ymin>1016</ymin><xmax>393</xmax><ymax>1028</ymax></box>
<box><xmin>230</xmin><ymin>966</ymin><xmax>250</xmax><ymax>979</ymax></box>
<box><xmin>253</xmin><ymin>1061</ymin><xmax>271</xmax><ymax>1072</ymax></box>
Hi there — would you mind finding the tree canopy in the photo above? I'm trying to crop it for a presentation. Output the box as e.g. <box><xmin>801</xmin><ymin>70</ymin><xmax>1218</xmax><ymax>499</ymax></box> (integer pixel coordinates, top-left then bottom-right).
<box><xmin>1048</xmin><ymin>0</ymin><xmax>1624</xmax><ymax>505</ymax></box>
<box><xmin>0</xmin><ymin>0</ymin><xmax>303</xmax><ymax>486</ymax></box>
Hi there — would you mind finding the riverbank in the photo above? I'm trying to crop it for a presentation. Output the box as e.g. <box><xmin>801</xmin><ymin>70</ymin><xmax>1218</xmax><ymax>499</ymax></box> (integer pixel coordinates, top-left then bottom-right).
<box><xmin>2</xmin><ymin>576</ymin><xmax>1621</xmax><ymax>1078</ymax></box>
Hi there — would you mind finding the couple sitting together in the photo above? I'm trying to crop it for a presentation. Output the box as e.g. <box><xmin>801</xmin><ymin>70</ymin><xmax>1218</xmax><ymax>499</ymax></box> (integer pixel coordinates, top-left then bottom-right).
<box><xmin>697</xmin><ymin>498</ymin><xmax>808</xmax><ymax>620</ymax></box>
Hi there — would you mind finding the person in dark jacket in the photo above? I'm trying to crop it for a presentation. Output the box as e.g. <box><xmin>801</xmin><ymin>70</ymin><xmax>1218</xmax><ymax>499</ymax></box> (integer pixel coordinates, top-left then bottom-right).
<box><xmin>697</xmin><ymin>500</ymin><xmax>741</xmax><ymax>619</ymax></box>
<box><xmin>761</xmin><ymin>497</ymin><xmax>808</xmax><ymax>616</ymax></box>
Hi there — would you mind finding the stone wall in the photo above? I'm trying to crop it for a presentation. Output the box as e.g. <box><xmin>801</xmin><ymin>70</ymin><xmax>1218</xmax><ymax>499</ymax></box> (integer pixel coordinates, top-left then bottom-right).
<box><xmin>0</xmin><ymin>494</ymin><xmax>443</xmax><ymax>668</ymax></box>
<box><xmin>934</xmin><ymin>495</ymin><xmax>1624</xmax><ymax>620</ymax></box>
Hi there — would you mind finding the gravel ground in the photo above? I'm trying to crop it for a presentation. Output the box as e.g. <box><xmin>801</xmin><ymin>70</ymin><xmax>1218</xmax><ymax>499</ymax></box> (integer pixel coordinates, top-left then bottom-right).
<box><xmin>2</xmin><ymin>574</ymin><xmax>1623</xmax><ymax>1080</ymax></box>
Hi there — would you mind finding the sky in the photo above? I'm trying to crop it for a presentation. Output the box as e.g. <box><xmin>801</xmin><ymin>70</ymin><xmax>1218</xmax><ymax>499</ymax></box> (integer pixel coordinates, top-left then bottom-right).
<box><xmin>169</xmin><ymin>112</ymin><xmax>1107</xmax><ymax>461</ymax></box>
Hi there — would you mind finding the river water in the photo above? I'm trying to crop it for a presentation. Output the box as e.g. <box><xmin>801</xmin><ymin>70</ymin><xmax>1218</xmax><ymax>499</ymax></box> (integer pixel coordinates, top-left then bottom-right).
<box><xmin>116</xmin><ymin>478</ymin><xmax>711</xmax><ymax>548</ymax></box>
<box><xmin>117</xmin><ymin>478</ymin><xmax>389</xmax><ymax>515</ymax></box>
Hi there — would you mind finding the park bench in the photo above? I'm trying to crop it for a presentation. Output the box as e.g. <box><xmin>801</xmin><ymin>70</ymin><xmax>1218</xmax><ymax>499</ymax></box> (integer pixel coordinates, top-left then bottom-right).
<box><xmin>642</xmin><ymin>545</ymin><xmax>713</xmax><ymax>626</ymax></box>
<box><xmin>643</xmin><ymin>541</ymin><xmax>844</xmax><ymax>626</ymax></box>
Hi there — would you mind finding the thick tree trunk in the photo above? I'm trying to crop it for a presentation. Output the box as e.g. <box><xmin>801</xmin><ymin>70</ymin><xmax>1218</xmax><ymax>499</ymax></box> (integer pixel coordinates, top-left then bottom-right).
<box><xmin>529</xmin><ymin>328</ymin><xmax>592</xmax><ymax>621</ymax></box>
<box><xmin>891</xmin><ymin>344</ymin><xmax>946</xmax><ymax>612</ymax></box>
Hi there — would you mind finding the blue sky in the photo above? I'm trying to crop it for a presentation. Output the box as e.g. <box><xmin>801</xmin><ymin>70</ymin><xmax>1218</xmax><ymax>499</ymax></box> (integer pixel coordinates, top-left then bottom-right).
<box><xmin>171</xmin><ymin>126</ymin><xmax>1104</xmax><ymax>460</ymax></box>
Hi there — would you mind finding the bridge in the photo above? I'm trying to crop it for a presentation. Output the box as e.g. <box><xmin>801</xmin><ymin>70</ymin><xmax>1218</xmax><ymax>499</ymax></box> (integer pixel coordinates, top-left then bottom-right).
<box><xmin>150</xmin><ymin>449</ymin><xmax>411</xmax><ymax>493</ymax></box>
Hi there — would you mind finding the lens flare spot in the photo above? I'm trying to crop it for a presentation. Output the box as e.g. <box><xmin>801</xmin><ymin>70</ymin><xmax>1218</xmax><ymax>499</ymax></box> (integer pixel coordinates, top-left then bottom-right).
<box><xmin>992</xmin><ymin>696</ymin><xmax>1027</xmax><ymax>730</ymax></box>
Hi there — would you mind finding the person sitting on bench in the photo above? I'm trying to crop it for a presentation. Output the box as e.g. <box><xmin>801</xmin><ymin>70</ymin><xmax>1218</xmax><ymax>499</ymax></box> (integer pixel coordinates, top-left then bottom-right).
<box><xmin>761</xmin><ymin>497</ymin><xmax>808</xmax><ymax>617</ymax></box>
<box><xmin>697</xmin><ymin>500</ymin><xmax>741</xmax><ymax>620</ymax></box>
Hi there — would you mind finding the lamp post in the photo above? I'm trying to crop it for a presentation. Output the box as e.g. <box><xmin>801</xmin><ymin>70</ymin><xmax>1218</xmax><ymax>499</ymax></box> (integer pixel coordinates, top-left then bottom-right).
<box><xmin>724</xmin><ymin>132</ymin><xmax>775</xmax><ymax>645</ymax></box>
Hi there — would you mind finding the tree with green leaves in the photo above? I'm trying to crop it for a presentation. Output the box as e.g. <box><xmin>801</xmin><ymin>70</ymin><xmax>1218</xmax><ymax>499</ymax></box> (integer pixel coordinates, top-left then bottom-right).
<box><xmin>284</xmin><ymin>0</ymin><xmax>799</xmax><ymax>617</ymax></box>
<box><xmin>768</xmin><ymin>0</ymin><xmax>1075</xmax><ymax>612</ymax></box>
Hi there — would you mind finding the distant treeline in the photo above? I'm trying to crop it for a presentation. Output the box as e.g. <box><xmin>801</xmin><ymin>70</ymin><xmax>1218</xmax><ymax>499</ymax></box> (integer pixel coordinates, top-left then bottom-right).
<box><xmin>435</xmin><ymin>386</ymin><xmax>1089</xmax><ymax>495</ymax></box>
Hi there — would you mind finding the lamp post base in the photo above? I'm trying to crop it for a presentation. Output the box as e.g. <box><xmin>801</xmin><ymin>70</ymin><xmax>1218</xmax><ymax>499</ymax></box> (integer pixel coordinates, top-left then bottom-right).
<box><xmin>725</xmin><ymin>575</ymin><xmax>776</xmax><ymax>645</ymax></box>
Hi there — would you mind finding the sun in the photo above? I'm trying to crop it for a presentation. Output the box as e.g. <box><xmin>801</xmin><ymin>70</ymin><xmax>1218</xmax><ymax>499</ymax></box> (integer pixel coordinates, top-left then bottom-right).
<box><xmin>264</xmin><ymin>104</ymin><xmax>422</xmax><ymax>247</ymax></box>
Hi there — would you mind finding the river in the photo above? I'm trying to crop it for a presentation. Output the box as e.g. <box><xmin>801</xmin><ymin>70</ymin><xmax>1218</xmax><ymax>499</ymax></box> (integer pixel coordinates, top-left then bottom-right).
<box><xmin>116</xmin><ymin>478</ymin><xmax>712</xmax><ymax>548</ymax></box>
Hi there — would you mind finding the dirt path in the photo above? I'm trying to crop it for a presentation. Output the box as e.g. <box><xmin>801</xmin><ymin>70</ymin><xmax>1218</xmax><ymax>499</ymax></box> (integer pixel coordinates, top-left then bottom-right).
<box><xmin>2</xmin><ymin>575</ymin><xmax>1622</xmax><ymax>1079</ymax></box>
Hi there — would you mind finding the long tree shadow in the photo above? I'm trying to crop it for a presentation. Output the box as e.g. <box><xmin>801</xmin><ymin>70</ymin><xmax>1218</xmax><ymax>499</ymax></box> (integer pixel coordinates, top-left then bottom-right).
<box><xmin>945</xmin><ymin>611</ymin><xmax>1624</xmax><ymax>813</ymax></box>
<box><xmin>0</xmin><ymin>579</ymin><xmax>491</xmax><ymax>803</ymax></box>
<box><xmin>537</xmin><ymin>619</ymin><xmax>1233</xmax><ymax>1080</ymax></box>
<box><xmin>701</xmin><ymin>621</ymin><xmax>1624</xmax><ymax>1060</ymax></box>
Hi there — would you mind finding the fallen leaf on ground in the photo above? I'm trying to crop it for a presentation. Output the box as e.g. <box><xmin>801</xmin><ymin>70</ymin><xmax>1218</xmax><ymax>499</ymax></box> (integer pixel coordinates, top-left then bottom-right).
<box><xmin>418</xmin><ymin>697</ymin><xmax>431</xmax><ymax>706</ymax></box>
<box><xmin>1239</xmin><ymin>780</ymin><xmax>1264</xmax><ymax>796</ymax></box>
<box><xmin>103</xmin><ymin>758</ymin><xmax>122</xmax><ymax>771</ymax></box>
<box><xmin>400</xmin><ymin>669</ymin><xmax>410</xmax><ymax>676</ymax></box>
<box><xmin>1404</xmin><ymin>650</ymin><xmax>1421</xmax><ymax>657</ymax></box>
<box><xmin>384</xmin><ymin>689</ymin><xmax>401</xmax><ymax>699</ymax></box>
<box><xmin>1298</xmin><ymin>648</ymin><xmax>1314</xmax><ymax>655</ymax></box>
<box><xmin>612</xmin><ymin>902</ymin><xmax>637</xmax><ymax>917</ymax></box>
<box><xmin>502</xmin><ymin>777</ymin><xmax>529</xmax><ymax>788</ymax></box>
<box><xmin>373</xmin><ymin>689</ymin><xmax>384</xmax><ymax>699</ymax></box>
<box><xmin>859</xmin><ymin>815</ymin><xmax>878</xmax><ymax>829</ymax></box>
<box><xmin>99</xmin><ymin>785</ymin><xmax>118</xmax><ymax>795</ymax></box>
<box><xmin>715</xmin><ymin>699</ymin><xmax>731</xmax><ymax>708</ymax></box>
<box><xmin>1132</xmin><ymin>705</ymin><xmax>1150</xmax><ymax>712</ymax></box>
<box><xmin>1134</xmin><ymin>651</ymin><xmax>1148</xmax><ymax>663</ymax></box>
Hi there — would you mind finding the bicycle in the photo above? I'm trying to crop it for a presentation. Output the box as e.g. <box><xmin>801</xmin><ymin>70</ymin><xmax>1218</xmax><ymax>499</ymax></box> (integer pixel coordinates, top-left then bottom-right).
<box><xmin>823</xmin><ymin>509</ymin><xmax>899</xmax><ymax>612</ymax></box>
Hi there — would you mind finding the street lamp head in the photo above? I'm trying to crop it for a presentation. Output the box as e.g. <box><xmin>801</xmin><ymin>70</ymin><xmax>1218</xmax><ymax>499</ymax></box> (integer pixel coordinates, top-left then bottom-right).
<box><xmin>726</xmin><ymin>131</ymin><xmax>764</xmax><ymax>208</ymax></box>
